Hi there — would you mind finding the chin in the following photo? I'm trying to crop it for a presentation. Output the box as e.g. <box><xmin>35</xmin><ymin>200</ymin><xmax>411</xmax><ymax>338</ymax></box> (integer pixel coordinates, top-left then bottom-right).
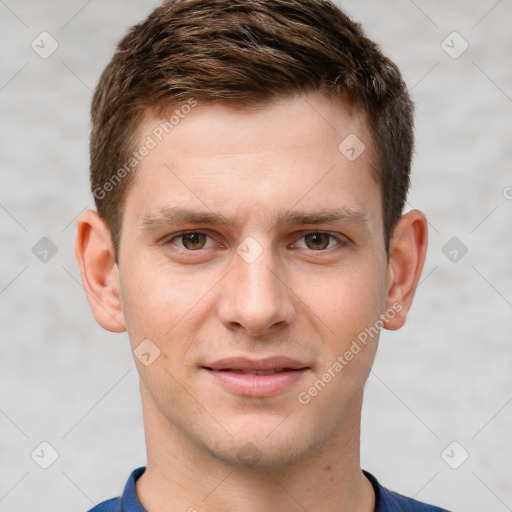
<box><xmin>200</xmin><ymin>423</ymin><xmax>324</xmax><ymax>472</ymax></box>
<box><xmin>208</xmin><ymin>441</ymin><xmax>309</xmax><ymax>471</ymax></box>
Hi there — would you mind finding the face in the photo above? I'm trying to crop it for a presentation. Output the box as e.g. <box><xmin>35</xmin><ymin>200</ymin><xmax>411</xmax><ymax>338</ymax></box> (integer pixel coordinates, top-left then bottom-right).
<box><xmin>114</xmin><ymin>92</ymin><xmax>392</xmax><ymax>469</ymax></box>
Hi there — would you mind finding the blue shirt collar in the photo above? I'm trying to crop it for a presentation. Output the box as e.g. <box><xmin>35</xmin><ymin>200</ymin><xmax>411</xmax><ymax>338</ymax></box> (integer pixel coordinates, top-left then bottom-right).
<box><xmin>120</xmin><ymin>467</ymin><xmax>146</xmax><ymax>512</ymax></box>
<box><xmin>102</xmin><ymin>466</ymin><xmax>449</xmax><ymax>512</ymax></box>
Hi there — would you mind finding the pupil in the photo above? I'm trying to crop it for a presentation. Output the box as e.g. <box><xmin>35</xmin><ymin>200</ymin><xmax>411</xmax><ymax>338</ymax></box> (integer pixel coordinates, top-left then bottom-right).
<box><xmin>185</xmin><ymin>232</ymin><xmax>203</xmax><ymax>249</ymax></box>
<box><xmin>308</xmin><ymin>233</ymin><xmax>328</xmax><ymax>250</ymax></box>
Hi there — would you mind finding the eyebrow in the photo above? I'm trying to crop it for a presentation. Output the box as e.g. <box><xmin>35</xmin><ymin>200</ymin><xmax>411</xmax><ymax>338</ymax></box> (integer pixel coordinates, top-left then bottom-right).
<box><xmin>139</xmin><ymin>206</ymin><xmax>369</xmax><ymax>231</ymax></box>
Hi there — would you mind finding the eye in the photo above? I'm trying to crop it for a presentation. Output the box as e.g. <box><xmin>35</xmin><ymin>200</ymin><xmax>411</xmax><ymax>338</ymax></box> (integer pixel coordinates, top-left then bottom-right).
<box><xmin>162</xmin><ymin>230</ymin><xmax>346</xmax><ymax>253</ymax></box>
<box><xmin>294</xmin><ymin>232</ymin><xmax>343</xmax><ymax>251</ymax></box>
<box><xmin>166</xmin><ymin>231</ymin><xmax>215</xmax><ymax>251</ymax></box>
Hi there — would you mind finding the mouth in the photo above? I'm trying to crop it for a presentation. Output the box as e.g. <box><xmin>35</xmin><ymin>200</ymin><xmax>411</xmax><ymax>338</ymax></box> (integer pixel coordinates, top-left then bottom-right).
<box><xmin>207</xmin><ymin>367</ymin><xmax>300</xmax><ymax>375</ymax></box>
<box><xmin>201</xmin><ymin>357</ymin><xmax>310</xmax><ymax>397</ymax></box>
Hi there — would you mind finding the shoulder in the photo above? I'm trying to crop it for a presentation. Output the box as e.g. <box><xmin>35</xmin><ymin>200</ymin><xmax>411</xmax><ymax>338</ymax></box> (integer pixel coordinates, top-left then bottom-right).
<box><xmin>364</xmin><ymin>471</ymin><xmax>452</xmax><ymax>512</ymax></box>
<box><xmin>84</xmin><ymin>467</ymin><xmax>146</xmax><ymax>512</ymax></box>
<box><xmin>381</xmin><ymin>488</ymin><xmax>452</xmax><ymax>511</ymax></box>
<box><xmin>86</xmin><ymin>498</ymin><xmax>121</xmax><ymax>512</ymax></box>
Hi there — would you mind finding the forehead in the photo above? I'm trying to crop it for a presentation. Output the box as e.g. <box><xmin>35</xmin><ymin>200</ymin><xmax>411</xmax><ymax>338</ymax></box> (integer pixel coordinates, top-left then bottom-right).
<box><xmin>141</xmin><ymin>92</ymin><xmax>373</xmax><ymax>160</ymax></box>
<box><xmin>123</xmin><ymin>91</ymin><xmax>381</xmax><ymax>232</ymax></box>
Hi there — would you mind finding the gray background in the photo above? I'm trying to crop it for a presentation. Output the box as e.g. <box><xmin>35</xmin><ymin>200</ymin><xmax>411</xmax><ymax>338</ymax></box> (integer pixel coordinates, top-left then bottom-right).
<box><xmin>1</xmin><ymin>0</ymin><xmax>511</xmax><ymax>511</ymax></box>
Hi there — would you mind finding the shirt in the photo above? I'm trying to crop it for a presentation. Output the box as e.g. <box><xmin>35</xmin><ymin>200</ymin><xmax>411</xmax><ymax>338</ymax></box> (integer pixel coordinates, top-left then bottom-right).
<box><xmin>87</xmin><ymin>467</ymin><xmax>451</xmax><ymax>512</ymax></box>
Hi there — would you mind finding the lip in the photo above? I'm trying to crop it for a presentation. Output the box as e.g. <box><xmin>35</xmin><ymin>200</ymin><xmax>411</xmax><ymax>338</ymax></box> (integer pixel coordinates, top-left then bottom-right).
<box><xmin>202</xmin><ymin>356</ymin><xmax>310</xmax><ymax>398</ymax></box>
<box><xmin>203</xmin><ymin>356</ymin><xmax>309</xmax><ymax>372</ymax></box>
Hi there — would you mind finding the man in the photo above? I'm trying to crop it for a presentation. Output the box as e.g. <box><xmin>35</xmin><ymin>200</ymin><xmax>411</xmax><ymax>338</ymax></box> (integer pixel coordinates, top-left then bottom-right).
<box><xmin>75</xmin><ymin>0</ymin><xmax>450</xmax><ymax>510</ymax></box>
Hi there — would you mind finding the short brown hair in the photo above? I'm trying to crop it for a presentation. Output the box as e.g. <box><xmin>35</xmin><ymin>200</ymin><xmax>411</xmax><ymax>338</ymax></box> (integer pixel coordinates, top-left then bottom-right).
<box><xmin>90</xmin><ymin>0</ymin><xmax>414</xmax><ymax>255</ymax></box>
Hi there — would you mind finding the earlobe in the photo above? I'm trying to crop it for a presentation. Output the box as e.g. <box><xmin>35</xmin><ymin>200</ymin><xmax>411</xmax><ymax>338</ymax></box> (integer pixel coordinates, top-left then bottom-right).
<box><xmin>383</xmin><ymin>210</ymin><xmax>428</xmax><ymax>331</ymax></box>
<box><xmin>75</xmin><ymin>210</ymin><xmax>127</xmax><ymax>333</ymax></box>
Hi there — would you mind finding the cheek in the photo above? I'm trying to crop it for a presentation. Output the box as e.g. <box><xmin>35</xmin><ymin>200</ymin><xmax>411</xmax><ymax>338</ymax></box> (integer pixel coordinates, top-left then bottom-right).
<box><xmin>120</xmin><ymin>257</ymin><xmax>220</xmax><ymax>358</ymax></box>
<box><xmin>294</xmin><ymin>262</ymin><xmax>385</xmax><ymax>400</ymax></box>
<box><xmin>119</xmin><ymin>260</ymin><xmax>182</xmax><ymax>343</ymax></box>
<box><xmin>297</xmin><ymin>263</ymin><xmax>385</xmax><ymax>338</ymax></box>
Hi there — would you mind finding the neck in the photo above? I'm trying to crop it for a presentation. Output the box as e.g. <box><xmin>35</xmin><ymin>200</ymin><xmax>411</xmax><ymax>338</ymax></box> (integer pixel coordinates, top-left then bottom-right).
<box><xmin>136</xmin><ymin>384</ymin><xmax>375</xmax><ymax>512</ymax></box>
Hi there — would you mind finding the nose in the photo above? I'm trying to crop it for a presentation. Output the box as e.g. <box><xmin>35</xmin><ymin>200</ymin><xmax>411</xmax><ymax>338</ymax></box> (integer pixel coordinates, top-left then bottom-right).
<box><xmin>216</xmin><ymin>241</ymin><xmax>296</xmax><ymax>337</ymax></box>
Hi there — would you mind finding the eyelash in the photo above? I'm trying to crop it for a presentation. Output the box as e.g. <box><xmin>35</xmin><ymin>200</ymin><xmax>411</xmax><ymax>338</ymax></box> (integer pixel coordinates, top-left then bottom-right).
<box><xmin>163</xmin><ymin>230</ymin><xmax>347</xmax><ymax>253</ymax></box>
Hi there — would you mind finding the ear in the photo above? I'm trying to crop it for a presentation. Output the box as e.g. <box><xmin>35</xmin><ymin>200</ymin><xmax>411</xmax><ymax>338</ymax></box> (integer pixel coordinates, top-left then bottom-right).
<box><xmin>383</xmin><ymin>209</ymin><xmax>428</xmax><ymax>330</ymax></box>
<box><xmin>75</xmin><ymin>209</ymin><xmax>126</xmax><ymax>332</ymax></box>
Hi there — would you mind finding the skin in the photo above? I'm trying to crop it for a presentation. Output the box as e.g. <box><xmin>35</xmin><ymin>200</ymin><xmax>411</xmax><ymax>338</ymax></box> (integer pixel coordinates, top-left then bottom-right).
<box><xmin>76</xmin><ymin>91</ymin><xmax>428</xmax><ymax>512</ymax></box>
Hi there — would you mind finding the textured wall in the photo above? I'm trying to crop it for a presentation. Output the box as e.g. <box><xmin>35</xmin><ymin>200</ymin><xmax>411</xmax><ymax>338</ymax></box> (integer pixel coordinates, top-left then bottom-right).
<box><xmin>1</xmin><ymin>1</ymin><xmax>511</xmax><ymax>511</ymax></box>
